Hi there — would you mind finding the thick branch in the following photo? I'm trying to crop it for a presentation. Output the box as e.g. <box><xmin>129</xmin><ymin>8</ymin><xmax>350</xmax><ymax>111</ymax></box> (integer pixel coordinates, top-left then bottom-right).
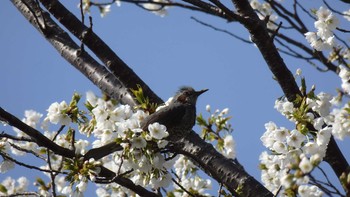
<box><xmin>12</xmin><ymin>0</ymin><xmax>137</xmax><ymax>106</ymax></box>
<box><xmin>96</xmin><ymin>166</ymin><xmax>159</xmax><ymax>197</ymax></box>
<box><xmin>38</xmin><ymin>0</ymin><xmax>163</xmax><ymax>105</ymax></box>
<box><xmin>231</xmin><ymin>0</ymin><xmax>301</xmax><ymax>102</ymax></box>
<box><xmin>83</xmin><ymin>141</ymin><xmax>123</xmax><ymax>161</ymax></box>
<box><xmin>230</xmin><ymin>0</ymin><xmax>349</xmax><ymax>194</ymax></box>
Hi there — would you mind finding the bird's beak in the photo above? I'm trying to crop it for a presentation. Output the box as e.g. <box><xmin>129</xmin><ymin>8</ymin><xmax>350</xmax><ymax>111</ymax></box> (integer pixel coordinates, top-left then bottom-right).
<box><xmin>196</xmin><ymin>89</ymin><xmax>209</xmax><ymax>96</ymax></box>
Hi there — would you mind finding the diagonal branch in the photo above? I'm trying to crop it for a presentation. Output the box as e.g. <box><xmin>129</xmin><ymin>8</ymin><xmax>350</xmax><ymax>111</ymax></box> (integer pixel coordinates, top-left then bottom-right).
<box><xmin>12</xmin><ymin>0</ymin><xmax>137</xmax><ymax>106</ymax></box>
<box><xmin>229</xmin><ymin>0</ymin><xmax>349</xmax><ymax>194</ymax></box>
<box><xmin>171</xmin><ymin>131</ymin><xmax>273</xmax><ymax>196</ymax></box>
<box><xmin>38</xmin><ymin>0</ymin><xmax>163</xmax><ymax>105</ymax></box>
<box><xmin>0</xmin><ymin>107</ymin><xmax>75</xmax><ymax>158</ymax></box>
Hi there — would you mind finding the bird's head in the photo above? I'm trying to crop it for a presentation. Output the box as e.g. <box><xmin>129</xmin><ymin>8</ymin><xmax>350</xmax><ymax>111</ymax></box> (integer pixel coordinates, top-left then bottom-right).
<box><xmin>175</xmin><ymin>86</ymin><xmax>208</xmax><ymax>105</ymax></box>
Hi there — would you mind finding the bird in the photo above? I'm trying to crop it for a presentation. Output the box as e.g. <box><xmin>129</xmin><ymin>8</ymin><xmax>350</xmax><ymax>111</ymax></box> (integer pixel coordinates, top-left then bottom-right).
<box><xmin>141</xmin><ymin>86</ymin><xmax>208</xmax><ymax>139</ymax></box>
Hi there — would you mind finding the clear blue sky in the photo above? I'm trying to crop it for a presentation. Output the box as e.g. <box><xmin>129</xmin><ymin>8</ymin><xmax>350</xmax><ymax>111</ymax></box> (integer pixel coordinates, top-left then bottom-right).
<box><xmin>1</xmin><ymin>0</ymin><xmax>349</xmax><ymax>195</ymax></box>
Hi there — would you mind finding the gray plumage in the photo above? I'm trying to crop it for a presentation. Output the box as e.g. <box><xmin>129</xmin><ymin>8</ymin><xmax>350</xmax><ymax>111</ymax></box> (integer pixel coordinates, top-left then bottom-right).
<box><xmin>141</xmin><ymin>86</ymin><xmax>208</xmax><ymax>138</ymax></box>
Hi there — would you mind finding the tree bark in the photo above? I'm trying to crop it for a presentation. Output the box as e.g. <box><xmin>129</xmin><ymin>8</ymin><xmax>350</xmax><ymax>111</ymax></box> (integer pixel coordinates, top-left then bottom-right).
<box><xmin>38</xmin><ymin>0</ymin><xmax>163</xmax><ymax>105</ymax></box>
<box><xmin>11</xmin><ymin>0</ymin><xmax>136</xmax><ymax>106</ymax></box>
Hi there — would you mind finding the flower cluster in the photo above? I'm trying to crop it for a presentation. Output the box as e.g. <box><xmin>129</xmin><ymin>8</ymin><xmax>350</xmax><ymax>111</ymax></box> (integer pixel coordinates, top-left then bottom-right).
<box><xmin>260</xmin><ymin>68</ymin><xmax>350</xmax><ymax>195</ymax></box>
<box><xmin>171</xmin><ymin>155</ymin><xmax>212</xmax><ymax>196</ymax></box>
<box><xmin>1</xmin><ymin>90</ymin><xmax>217</xmax><ymax>196</ymax></box>
<box><xmin>261</xmin><ymin>104</ymin><xmax>331</xmax><ymax>195</ymax></box>
<box><xmin>0</xmin><ymin>177</ymin><xmax>29</xmax><ymax>196</ymax></box>
<box><xmin>197</xmin><ymin>105</ymin><xmax>235</xmax><ymax>159</ymax></box>
<box><xmin>250</xmin><ymin>0</ymin><xmax>279</xmax><ymax>30</ymax></box>
<box><xmin>304</xmin><ymin>7</ymin><xmax>339</xmax><ymax>51</ymax></box>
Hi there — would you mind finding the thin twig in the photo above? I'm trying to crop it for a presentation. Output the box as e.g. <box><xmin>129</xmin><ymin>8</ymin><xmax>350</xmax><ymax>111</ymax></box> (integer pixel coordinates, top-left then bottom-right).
<box><xmin>271</xmin><ymin>22</ymin><xmax>282</xmax><ymax>40</ymax></box>
<box><xmin>0</xmin><ymin>151</ymin><xmax>63</xmax><ymax>174</ymax></box>
<box><xmin>52</xmin><ymin>125</ymin><xmax>65</xmax><ymax>141</ymax></box>
<box><xmin>172</xmin><ymin>178</ymin><xmax>196</xmax><ymax>197</ymax></box>
<box><xmin>218</xmin><ymin>183</ymin><xmax>223</xmax><ymax>197</ymax></box>
<box><xmin>8</xmin><ymin>142</ymin><xmax>45</xmax><ymax>160</ymax></box>
<box><xmin>47</xmin><ymin>149</ymin><xmax>58</xmax><ymax>197</ymax></box>
<box><xmin>191</xmin><ymin>16</ymin><xmax>252</xmax><ymax>44</ymax></box>
<box><xmin>5</xmin><ymin>192</ymin><xmax>40</xmax><ymax>197</ymax></box>
<box><xmin>0</xmin><ymin>132</ymin><xmax>34</xmax><ymax>142</ymax></box>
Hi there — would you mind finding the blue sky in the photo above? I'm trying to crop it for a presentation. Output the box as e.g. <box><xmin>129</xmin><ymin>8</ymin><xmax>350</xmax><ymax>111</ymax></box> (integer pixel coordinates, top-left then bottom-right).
<box><xmin>1</xmin><ymin>0</ymin><xmax>349</xmax><ymax>195</ymax></box>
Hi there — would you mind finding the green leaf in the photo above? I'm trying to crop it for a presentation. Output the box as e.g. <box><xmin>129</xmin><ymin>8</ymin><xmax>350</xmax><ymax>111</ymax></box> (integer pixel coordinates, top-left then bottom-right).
<box><xmin>196</xmin><ymin>113</ymin><xmax>207</xmax><ymax>126</ymax></box>
<box><xmin>0</xmin><ymin>184</ymin><xmax>7</xmax><ymax>193</ymax></box>
<box><xmin>131</xmin><ymin>84</ymin><xmax>157</xmax><ymax>113</ymax></box>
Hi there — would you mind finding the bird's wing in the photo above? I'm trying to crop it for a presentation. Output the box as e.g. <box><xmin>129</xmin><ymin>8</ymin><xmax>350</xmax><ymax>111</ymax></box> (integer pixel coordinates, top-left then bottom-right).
<box><xmin>141</xmin><ymin>104</ymin><xmax>187</xmax><ymax>131</ymax></box>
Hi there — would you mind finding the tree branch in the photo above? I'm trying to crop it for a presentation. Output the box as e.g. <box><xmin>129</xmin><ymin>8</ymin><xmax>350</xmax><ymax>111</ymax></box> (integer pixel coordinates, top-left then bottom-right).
<box><xmin>170</xmin><ymin>131</ymin><xmax>273</xmax><ymax>197</ymax></box>
<box><xmin>38</xmin><ymin>0</ymin><xmax>163</xmax><ymax>105</ymax></box>
<box><xmin>12</xmin><ymin>0</ymin><xmax>137</xmax><ymax>106</ymax></box>
<box><xmin>0</xmin><ymin>107</ymin><xmax>75</xmax><ymax>158</ymax></box>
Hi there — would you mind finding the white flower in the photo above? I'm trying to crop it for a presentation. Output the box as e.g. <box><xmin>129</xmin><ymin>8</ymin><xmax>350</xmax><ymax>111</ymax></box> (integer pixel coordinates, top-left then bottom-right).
<box><xmin>100</xmin><ymin>5</ymin><xmax>111</xmax><ymax>17</ymax></box>
<box><xmin>23</xmin><ymin>110</ymin><xmax>42</xmax><ymax>128</ymax></box>
<box><xmin>86</xmin><ymin>91</ymin><xmax>98</xmax><ymax>107</ymax></box>
<box><xmin>344</xmin><ymin>9</ymin><xmax>350</xmax><ymax>21</ymax></box>
<box><xmin>261</xmin><ymin>121</ymin><xmax>278</xmax><ymax>148</ymax></box>
<box><xmin>152</xmin><ymin>153</ymin><xmax>166</xmax><ymax>169</ymax></box>
<box><xmin>272</xmin><ymin>141</ymin><xmax>287</xmax><ymax>154</ymax></box>
<box><xmin>0</xmin><ymin>160</ymin><xmax>14</xmax><ymax>173</ymax></box>
<box><xmin>223</xmin><ymin>135</ymin><xmax>236</xmax><ymax>159</ymax></box>
<box><xmin>310</xmin><ymin>154</ymin><xmax>322</xmax><ymax>165</ymax></box>
<box><xmin>303</xmin><ymin>142</ymin><xmax>319</xmax><ymax>155</ymax></box>
<box><xmin>275</xmin><ymin>98</ymin><xmax>294</xmax><ymax>115</ymax></box>
<box><xmin>76</xmin><ymin>179</ymin><xmax>88</xmax><ymax>192</ymax></box>
<box><xmin>316</xmin><ymin>7</ymin><xmax>339</xmax><ymax>30</ymax></box>
<box><xmin>286</xmin><ymin>130</ymin><xmax>305</xmax><ymax>148</ymax></box>
<box><xmin>298</xmin><ymin>185</ymin><xmax>323</xmax><ymax>197</ymax></box>
<box><xmin>131</xmin><ymin>135</ymin><xmax>147</xmax><ymax>149</ymax></box>
<box><xmin>224</xmin><ymin>135</ymin><xmax>235</xmax><ymax>149</ymax></box>
<box><xmin>205</xmin><ymin>104</ymin><xmax>211</xmax><ymax>112</ymax></box>
<box><xmin>47</xmin><ymin>101</ymin><xmax>71</xmax><ymax>125</ymax></box>
<box><xmin>331</xmin><ymin>103</ymin><xmax>350</xmax><ymax>140</ymax></box>
<box><xmin>75</xmin><ymin>140</ymin><xmax>89</xmax><ymax>155</ymax></box>
<box><xmin>313</xmin><ymin>117</ymin><xmax>324</xmax><ymax>131</ymax></box>
<box><xmin>304</xmin><ymin>32</ymin><xmax>324</xmax><ymax>51</ymax></box>
<box><xmin>316</xmin><ymin>126</ymin><xmax>331</xmax><ymax>146</ymax></box>
<box><xmin>339</xmin><ymin>65</ymin><xmax>350</xmax><ymax>93</ymax></box>
<box><xmin>274</xmin><ymin>127</ymin><xmax>289</xmax><ymax>142</ymax></box>
<box><xmin>92</xmin><ymin>105</ymin><xmax>109</xmax><ymax>122</ymax></box>
<box><xmin>296</xmin><ymin>68</ymin><xmax>302</xmax><ymax>76</ymax></box>
<box><xmin>312</xmin><ymin>92</ymin><xmax>332</xmax><ymax>117</ymax></box>
<box><xmin>148</xmin><ymin>122</ymin><xmax>169</xmax><ymax>140</ymax></box>
<box><xmin>96</xmin><ymin>187</ymin><xmax>109</xmax><ymax>197</ymax></box>
<box><xmin>138</xmin><ymin>155</ymin><xmax>152</xmax><ymax>173</ymax></box>
<box><xmin>0</xmin><ymin>177</ymin><xmax>29</xmax><ymax>195</ymax></box>
<box><xmin>299</xmin><ymin>156</ymin><xmax>313</xmax><ymax>173</ymax></box>
<box><xmin>157</xmin><ymin>140</ymin><xmax>168</xmax><ymax>148</ymax></box>
<box><xmin>221</xmin><ymin>108</ymin><xmax>229</xmax><ymax>115</ymax></box>
<box><xmin>141</xmin><ymin>0</ymin><xmax>168</xmax><ymax>17</ymax></box>
<box><xmin>280</xmin><ymin>174</ymin><xmax>293</xmax><ymax>188</ymax></box>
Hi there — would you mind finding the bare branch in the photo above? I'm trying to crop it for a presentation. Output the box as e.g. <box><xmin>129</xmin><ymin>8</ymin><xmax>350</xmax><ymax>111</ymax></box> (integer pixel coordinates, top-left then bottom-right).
<box><xmin>38</xmin><ymin>0</ymin><xmax>162</xmax><ymax>105</ymax></box>
<box><xmin>0</xmin><ymin>151</ymin><xmax>63</xmax><ymax>174</ymax></box>
<box><xmin>172</xmin><ymin>178</ymin><xmax>196</xmax><ymax>197</ymax></box>
<box><xmin>0</xmin><ymin>132</ymin><xmax>34</xmax><ymax>142</ymax></box>
<box><xmin>0</xmin><ymin>107</ymin><xmax>75</xmax><ymax>158</ymax></box>
<box><xmin>12</xmin><ymin>0</ymin><xmax>137</xmax><ymax>106</ymax></box>
<box><xmin>191</xmin><ymin>16</ymin><xmax>252</xmax><ymax>44</ymax></box>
